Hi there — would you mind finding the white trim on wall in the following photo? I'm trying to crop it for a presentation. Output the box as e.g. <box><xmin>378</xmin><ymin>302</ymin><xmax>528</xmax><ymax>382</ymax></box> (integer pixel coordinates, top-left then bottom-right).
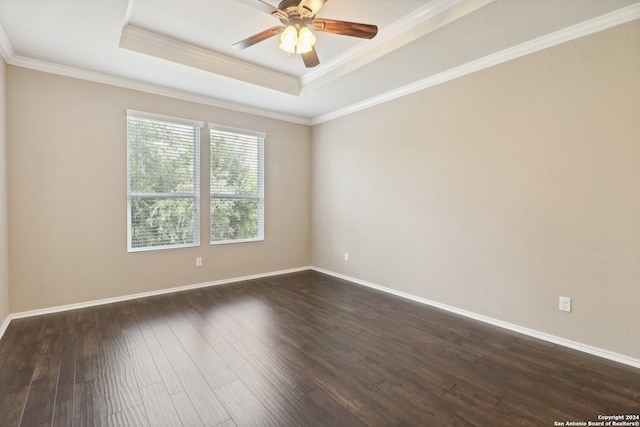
<box><xmin>311</xmin><ymin>3</ymin><xmax>640</xmax><ymax>125</ymax></box>
<box><xmin>2</xmin><ymin>266</ymin><xmax>639</xmax><ymax>370</ymax></box>
<box><xmin>6</xmin><ymin>55</ymin><xmax>313</xmax><ymax>126</ymax></box>
<box><xmin>1</xmin><ymin>4</ymin><xmax>639</xmax><ymax>126</ymax></box>
<box><xmin>8</xmin><ymin>266</ymin><xmax>310</xmax><ymax>320</ymax></box>
<box><xmin>311</xmin><ymin>267</ymin><xmax>640</xmax><ymax>370</ymax></box>
<box><xmin>0</xmin><ymin>315</ymin><xmax>10</xmax><ymax>340</ymax></box>
<box><xmin>0</xmin><ymin>23</ymin><xmax>13</xmax><ymax>62</ymax></box>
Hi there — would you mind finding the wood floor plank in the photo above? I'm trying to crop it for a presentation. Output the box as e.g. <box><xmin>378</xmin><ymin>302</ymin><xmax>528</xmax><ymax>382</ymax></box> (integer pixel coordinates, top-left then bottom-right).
<box><xmin>128</xmin><ymin>299</ymin><xmax>154</xmax><ymax>332</ymax></box>
<box><xmin>305</xmin><ymin>387</ymin><xmax>369</xmax><ymax>427</ymax></box>
<box><xmin>200</xmin><ymin>309</ymin><xmax>266</xmax><ymax>359</ymax></box>
<box><xmin>1</xmin><ymin>316</ymin><xmax>46</xmax><ymax>400</ymax></box>
<box><xmin>104</xmin><ymin>404</ymin><xmax>149</xmax><ymax>427</ymax></box>
<box><xmin>139</xmin><ymin>381</ymin><xmax>183</xmax><ymax>427</ymax></box>
<box><xmin>51</xmin><ymin>311</ymin><xmax>77</xmax><ymax>427</ymax></box>
<box><xmin>19</xmin><ymin>314</ymin><xmax>66</xmax><ymax>427</ymax></box>
<box><xmin>375</xmin><ymin>380</ymin><xmax>468</xmax><ymax>426</ymax></box>
<box><xmin>171</xmin><ymin>323</ymin><xmax>238</xmax><ymax>389</ymax></box>
<box><xmin>73</xmin><ymin>380</ymin><xmax>101</xmax><ymax>427</ymax></box>
<box><xmin>95</xmin><ymin>333</ymin><xmax>142</xmax><ymax>416</ymax></box>
<box><xmin>74</xmin><ymin>308</ymin><xmax>98</xmax><ymax>384</ymax></box>
<box><xmin>0</xmin><ymin>318</ymin><xmax>25</xmax><ymax>368</ymax></box>
<box><xmin>266</xmin><ymin>342</ymin><xmax>398</xmax><ymax>426</ymax></box>
<box><xmin>151</xmin><ymin>294</ymin><xmax>191</xmax><ymax>330</ymax></box>
<box><xmin>170</xmin><ymin>390</ymin><xmax>205</xmax><ymax>427</ymax></box>
<box><xmin>1</xmin><ymin>386</ymin><xmax>30</xmax><ymax>427</ymax></box>
<box><xmin>140</xmin><ymin>328</ymin><xmax>184</xmax><ymax>395</ymax></box>
<box><xmin>214</xmin><ymin>379</ymin><xmax>279</xmax><ymax>427</ymax></box>
<box><xmin>161</xmin><ymin>340</ymin><xmax>230</xmax><ymax>426</ymax></box>
<box><xmin>219</xmin><ymin>347</ymin><xmax>307</xmax><ymax>427</ymax></box>
<box><xmin>139</xmin><ymin>297</ymin><xmax>179</xmax><ymax>345</ymax></box>
<box><xmin>180</xmin><ymin>309</ymin><xmax>235</xmax><ymax>354</ymax></box>
<box><xmin>0</xmin><ymin>270</ymin><xmax>638</xmax><ymax>426</ymax></box>
<box><xmin>121</xmin><ymin>327</ymin><xmax>162</xmax><ymax>389</ymax></box>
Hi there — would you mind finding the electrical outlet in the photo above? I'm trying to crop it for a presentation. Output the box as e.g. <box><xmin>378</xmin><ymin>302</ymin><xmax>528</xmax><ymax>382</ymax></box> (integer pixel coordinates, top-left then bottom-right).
<box><xmin>344</xmin><ymin>252</ymin><xmax>349</xmax><ymax>261</ymax></box>
<box><xmin>196</xmin><ymin>257</ymin><xmax>202</xmax><ymax>267</ymax></box>
<box><xmin>559</xmin><ymin>296</ymin><xmax>571</xmax><ymax>312</ymax></box>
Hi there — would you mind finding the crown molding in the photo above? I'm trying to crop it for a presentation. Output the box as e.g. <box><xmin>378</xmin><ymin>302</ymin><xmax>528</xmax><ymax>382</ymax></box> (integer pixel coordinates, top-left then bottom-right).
<box><xmin>119</xmin><ymin>25</ymin><xmax>301</xmax><ymax>96</ymax></box>
<box><xmin>123</xmin><ymin>0</ymin><xmax>135</xmax><ymax>27</ymax></box>
<box><xmin>301</xmin><ymin>0</ymin><xmax>494</xmax><ymax>88</ymax></box>
<box><xmin>119</xmin><ymin>1</ymin><xmax>494</xmax><ymax>97</ymax></box>
<box><xmin>312</xmin><ymin>3</ymin><xmax>640</xmax><ymax>125</ymax></box>
<box><xmin>6</xmin><ymin>54</ymin><xmax>312</xmax><ymax>125</ymax></box>
<box><xmin>0</xmin><ymin>23</ymin><xmax>13</xmax><ymax>63</ymax></box>
<box><xmin>1</xmin><ymin>3</ymin><xmax>638</xmax><ymax>127</ymax></box>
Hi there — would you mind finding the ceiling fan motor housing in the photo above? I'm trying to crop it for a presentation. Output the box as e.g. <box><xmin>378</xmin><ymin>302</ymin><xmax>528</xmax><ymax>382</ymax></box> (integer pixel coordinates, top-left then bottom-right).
<box><xmin>277</xmin><ymin>0</ymin><xmax>315</xmax><ymax>22</ymax></box>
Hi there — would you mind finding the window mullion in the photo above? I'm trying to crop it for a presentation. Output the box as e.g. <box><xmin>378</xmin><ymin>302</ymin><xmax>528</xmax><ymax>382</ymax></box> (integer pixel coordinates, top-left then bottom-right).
<box><xmin>130</xmin><ymin>192</ymin><xmax>196</xmax><ymax>198</ymax></box>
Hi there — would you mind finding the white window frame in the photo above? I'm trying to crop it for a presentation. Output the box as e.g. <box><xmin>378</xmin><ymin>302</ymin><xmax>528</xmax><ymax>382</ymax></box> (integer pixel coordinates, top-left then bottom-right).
<box><xmin>127</xmin><ymin>110</ymin><xmax>203</xmax><ymax>252</ymax></box>
<box><xmin>209</xmin><ymin>124</ymin><xmax>265</xmax><ymax>245</ymax></box>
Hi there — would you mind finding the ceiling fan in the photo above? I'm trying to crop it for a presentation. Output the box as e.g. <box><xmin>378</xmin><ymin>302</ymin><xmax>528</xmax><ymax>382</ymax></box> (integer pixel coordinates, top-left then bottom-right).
<box><xmin>233</xmin><ymin>0</ymin><xmax>378</xmax><ymax>68</ymax></box>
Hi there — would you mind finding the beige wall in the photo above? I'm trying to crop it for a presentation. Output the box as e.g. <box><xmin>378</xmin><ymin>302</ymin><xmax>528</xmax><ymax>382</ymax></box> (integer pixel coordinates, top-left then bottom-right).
<box><xmin>311</xmin><ymin>21</ymin><xmax>640</xmax><ymax>359</ymax></box>
<box><xmin>0</xmin><ymin>58</ymin><xmax>9</xmax><ymax>323</ymax></box>
<box><xmin>3</xmin><ymin>20</ymin><xmax>639</xmax><ymax>362</ymax></box>
<box><xmin>7</xmin><ymin>67</ymin><xmax>311</xmax><ymax>312</ymax></box>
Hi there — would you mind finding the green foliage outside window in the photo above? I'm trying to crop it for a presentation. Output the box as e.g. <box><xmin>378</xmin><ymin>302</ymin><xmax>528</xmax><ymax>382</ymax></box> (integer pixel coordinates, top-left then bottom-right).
<box><xmin>127</xmin><ymin>115</ymin><xmax>263</xmax><ymax>250</ymax></box>
<box><xmin>128</xmin><ymin>115</ymin><xmax>199</xmax><ymax>250</ymax></box>
<box><xmin>210</xmin><ymin>129</ymin><xmax>263</xmax><ymax>243</ymax></box>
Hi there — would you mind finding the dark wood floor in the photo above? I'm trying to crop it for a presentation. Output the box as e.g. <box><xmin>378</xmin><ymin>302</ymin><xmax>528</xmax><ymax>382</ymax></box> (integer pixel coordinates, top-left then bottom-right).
<box><xmin>0</xmin><ymin>270</ymin><xmax>638</xmax><ymax>426</ymax></box>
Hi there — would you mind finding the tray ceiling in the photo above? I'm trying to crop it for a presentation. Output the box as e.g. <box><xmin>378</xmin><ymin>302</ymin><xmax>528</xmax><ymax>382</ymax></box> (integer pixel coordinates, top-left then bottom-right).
<box><xmin>1</xmin><ymin>0</ymin><xmax>639</xmax><ymax>124</ymax></box>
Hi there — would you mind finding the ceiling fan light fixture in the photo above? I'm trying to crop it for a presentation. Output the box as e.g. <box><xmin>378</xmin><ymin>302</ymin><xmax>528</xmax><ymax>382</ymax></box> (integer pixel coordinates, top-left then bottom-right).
<box><xmin>278</xmin><ymin>24</ymin><xmax>316</xmax><ymax>56</ymax></box>
<box><xmin>235</xmin><ymin>0</ymin><xmax>378</xmax><ymax>68</ymax></box>
<box><xmin>296</xmin><ymin>27</ymin><xmax>316</xmax><ymax>54</ymax></box>
<box><xmin>279</xmin><ymin>25</ymin><xmax>298</xmax><ymax>54</ymax></box>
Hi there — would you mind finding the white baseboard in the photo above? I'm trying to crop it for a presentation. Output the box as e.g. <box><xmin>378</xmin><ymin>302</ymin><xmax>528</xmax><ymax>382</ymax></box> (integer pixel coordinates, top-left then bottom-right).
<box><xmin>3</xmin><ymin>265</ymin><xmax>639</xmax><ymax>370</ymax></box>
<box><xmin>0</xmin><ymin>315</ymin><xmax>10</xmax><ymax>341</ymax></box>
<box><xmin>9</xmin><ymin>266</ymin><xmax>311</xmax><ymax>320</ymax></box>
<box><xmin>311</xmin><ymin>267</ymin><xmax>640</xmax><ymax>370</ymax></box>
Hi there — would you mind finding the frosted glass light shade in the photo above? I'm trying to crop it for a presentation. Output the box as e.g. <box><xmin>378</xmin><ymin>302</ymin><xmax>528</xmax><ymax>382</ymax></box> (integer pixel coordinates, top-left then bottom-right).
<box><xmin>279</xmin><ymin>26</ymin><xmax>297</xmax><ymax>54</ymax></box>
<box><xmin>296</xmin><ymin>27</ymin><xmax>316</xmax><ymax>54</ymax></box>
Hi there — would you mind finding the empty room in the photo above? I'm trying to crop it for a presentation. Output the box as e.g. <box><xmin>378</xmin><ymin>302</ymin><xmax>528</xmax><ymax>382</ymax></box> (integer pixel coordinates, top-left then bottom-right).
<box><xmin>0</xmin><ymin>0</ymin><xmax>639</xmax><ymax>426</ymax></box>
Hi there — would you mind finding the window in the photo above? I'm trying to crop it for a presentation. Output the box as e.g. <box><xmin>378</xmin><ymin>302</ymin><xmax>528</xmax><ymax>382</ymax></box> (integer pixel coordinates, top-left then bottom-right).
<box><xmin>210</xmin><ymin>124</ymin><xmax>264</xmax><ymax>245</ymax></box>
<box><xmin>127</xmin><ymin>111</ymin><xmax>202</xmax><ymax>251</ymax></box>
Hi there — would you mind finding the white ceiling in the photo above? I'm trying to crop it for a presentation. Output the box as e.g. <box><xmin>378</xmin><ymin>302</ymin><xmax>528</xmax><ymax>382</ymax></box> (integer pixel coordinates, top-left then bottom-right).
<box><xmin>1</xmin><ymin>0</ymin><xmax>639</xmax><ymax>125</ymax></box>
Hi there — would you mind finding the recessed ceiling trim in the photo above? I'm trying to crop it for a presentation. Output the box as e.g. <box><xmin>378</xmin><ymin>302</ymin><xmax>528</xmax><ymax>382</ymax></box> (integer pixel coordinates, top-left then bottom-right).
<box><xmin>5</xmin><ymin>54</ymin><xmax>312</xmax><ymax>125</ymax></box>
<box><xmin>311</xmin><ymin>3</ymin><xmax>640</xmax><ymax>125</ymax></box>
<box><xmin>301</xmin><ymin>0</ymin><xmax>494</xmax><ymax>87</ymax></box>
<box><xmin>1</xmin><ymin>4</ymin><xmax>638</xmax><ymax>127</ymax></box>
<box><xmin>120</xmin><ymin>24</ymin><xmax>301</xmax><ymax>96</ymax></box>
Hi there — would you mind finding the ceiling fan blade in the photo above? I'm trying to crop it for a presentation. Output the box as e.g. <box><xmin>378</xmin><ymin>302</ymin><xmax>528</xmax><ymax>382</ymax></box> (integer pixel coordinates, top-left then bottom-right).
<box><xmin>235</xmin><ymin>0</ymin><xmax>288</xmax><ymax>20</ymax></box>
<box><xmin>297</xmin><ymin>0</ymin><xmax>327</xmax><ymax>18</ymax></box>
<box><xmin>312</xmin><ymin>18</ymin><xmax>378</xmax><ymax>39</ymax></box>
<box><xmin>301</xmin><ymin>47</ymin><xmax>320</xmax><ymax>68</ymax></box>
<box><xmin>232</xmin><ymin>26</ymin><xmax>284</xmax><ymax>50</ymax></box>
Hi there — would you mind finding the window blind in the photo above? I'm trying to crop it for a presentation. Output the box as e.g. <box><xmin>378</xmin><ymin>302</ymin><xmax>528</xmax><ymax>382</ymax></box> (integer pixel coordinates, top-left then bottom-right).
<box><xmin>127</xmin><ymin>111</ymin><xmax>202</xmax><ymax>251</ymax></box>
<box><xmin>210</xmin><ymin>125</ymin><xmax>265</xmax><ymax>244</ymax></box>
